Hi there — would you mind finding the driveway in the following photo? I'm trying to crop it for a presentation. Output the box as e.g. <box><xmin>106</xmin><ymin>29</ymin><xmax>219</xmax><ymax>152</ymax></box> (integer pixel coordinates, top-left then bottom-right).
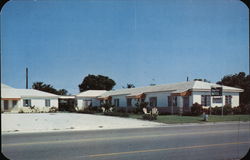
<box><xmin>1</xmin><ymin>113</ymin><xmax>164</xmax><ymax>133</ymax></box>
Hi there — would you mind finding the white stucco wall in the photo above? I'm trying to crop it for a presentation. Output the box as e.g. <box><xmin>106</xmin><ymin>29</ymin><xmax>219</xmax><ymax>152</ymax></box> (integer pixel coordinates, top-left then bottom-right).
<box><xmin>107</xmin><ymin>91</ymin><xmax>240</xmax><ymax>109</ymax></box>
<box><xmin>145</xmin><ymin>92</ymin><xmax>172</xmax><ymax>107</ymax></box>
<box><xmin>20</xmin><ymin>98</ymin><xmax>58</xmax><ymax>108</ymax></box>
<box><xmin>192</xmin><ymin>91</ymin><xmax>240</xmax><ymax>107</ymax></box>
<box><xmin>111</xmin><ymin>95</ymin><xmax>128</xmax><ymax>107</ymax></box>
<box><xmin>77</xmin><ymin>97</ymin><xmax>101</xmax><ymax>110</ymax></box>
<box><xmin>223</xmin><ymin>92</ymin><xmax>239</xmax><ymax>107</ymax></box>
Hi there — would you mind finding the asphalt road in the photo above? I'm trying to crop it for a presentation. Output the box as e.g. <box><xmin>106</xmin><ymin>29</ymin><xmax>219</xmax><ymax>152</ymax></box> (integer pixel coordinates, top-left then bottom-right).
<box><xmin>2</xmin><ymin>122</ymin><xmax>250</xmax><ymax>160</ymax></box>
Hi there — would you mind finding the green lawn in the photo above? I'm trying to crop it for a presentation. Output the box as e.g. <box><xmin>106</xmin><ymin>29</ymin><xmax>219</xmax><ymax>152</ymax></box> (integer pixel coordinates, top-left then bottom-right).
<box><xmin>129</xmin><ymin>114</ymin><xmax>250</xmax><ymax>124</ymax></box>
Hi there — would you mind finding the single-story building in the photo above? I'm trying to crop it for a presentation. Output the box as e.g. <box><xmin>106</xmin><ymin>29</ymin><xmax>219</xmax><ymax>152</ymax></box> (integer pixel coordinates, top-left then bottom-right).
<box><xmin>58</xmin><ymin>95</ymin><xmax>76</xmax><ymax>111</ymax></box>
<box><xmin>75</xmin><ymin>90</ymin><xmax>107</xmax><ymax>110</ymax></box>
<box><xmin>1</xmin><ymin>83</ymin><xmax>59</xmax><ymax>112</ymax></box>
<box><xmin>98</xmin><ymin>81</ymin><xmax>243</xmax><ymax>113</ymax></box>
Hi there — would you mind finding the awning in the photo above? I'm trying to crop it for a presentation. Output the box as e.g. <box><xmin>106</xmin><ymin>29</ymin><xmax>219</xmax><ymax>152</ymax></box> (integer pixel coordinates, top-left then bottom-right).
<box><xmin>1</xmin><ymin>98</ymin><xmax>21</xmax><ymax>100</ymax></box>
<box><xmin>171</xmin><ymin>90</ymin><xmax>191</xmax><ymax>96</ymax></box>
<box><xmin>126</xmin><ymin>93</ymin><xmax>146</xmax><ymax>99</ymax></box>
<box><xmin>97</xmin><ymin>96</ymin><xmax>112</xmax><ymax>100</ymax></box>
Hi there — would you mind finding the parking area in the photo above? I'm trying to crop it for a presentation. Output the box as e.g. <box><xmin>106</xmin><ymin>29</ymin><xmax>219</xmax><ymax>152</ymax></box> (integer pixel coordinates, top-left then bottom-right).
<box><xmin>1</xmin><ymin>112</ymin><xmax>164</xmax><ymax>133</ymax></box>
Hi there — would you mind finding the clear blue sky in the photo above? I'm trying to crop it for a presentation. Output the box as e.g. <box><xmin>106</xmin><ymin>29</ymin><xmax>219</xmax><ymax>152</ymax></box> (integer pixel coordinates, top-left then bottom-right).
<box><xmin>1</xmin><ymin>0</ymin><xmax>249</xmax><ymax>94</ymax></box>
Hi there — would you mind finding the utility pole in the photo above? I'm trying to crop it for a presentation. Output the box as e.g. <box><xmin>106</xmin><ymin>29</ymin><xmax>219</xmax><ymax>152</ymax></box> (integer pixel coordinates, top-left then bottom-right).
<box><xmin>26</xmin><ymin>67</ymin><xmax>28</xmax><ymax>89</ymax></box>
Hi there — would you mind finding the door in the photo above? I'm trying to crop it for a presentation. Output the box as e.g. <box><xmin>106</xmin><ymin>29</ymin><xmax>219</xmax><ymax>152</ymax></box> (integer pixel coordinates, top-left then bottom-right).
<box><xmin>12</xmin><ymin>100</ymin><xmax>17</xmax><ymax>108</ymax></box>
<box><xmin>4</xmin><ymin>100</ymin><xmax>9</xmax><ymax>111</ymax></box>
<box><xmin>183</xmin><ymin>96</ymin><xmax>190</xmax><ymax>112</ymax></box>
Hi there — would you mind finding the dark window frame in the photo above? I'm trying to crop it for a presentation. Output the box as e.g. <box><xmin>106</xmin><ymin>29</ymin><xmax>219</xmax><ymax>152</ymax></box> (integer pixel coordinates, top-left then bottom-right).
<box><xmin>23</xmin><ymin>99</ymin><xmax>31</xmax><ymax>107</ymax></box>
<box><xmin>149</xmin><ymin>97</ymin><xmax>157</xmax><ymax>107</ymax></box>
<box><xmin>45</xmin><ymin>99</ymin><xmax>51</xmax><ymax>107</ymax></box>
<box><xmin>225</xmin><ymin>95</ymin><xmax>232</xmax><ymax>105</ymax></box>
<box><xmin>114</xmin><ymin>99</ymin><xmax>119</xmax><ymax>107</ymax></box>
<box><xmin>127</xmin><ymin>98</ymin><xmax>132</xmax><ymax>107</ymax></box>
<box><xmin>201</xmin><ymin>95</ymin><xmax>211</xmax><ymax>106</ymax></box>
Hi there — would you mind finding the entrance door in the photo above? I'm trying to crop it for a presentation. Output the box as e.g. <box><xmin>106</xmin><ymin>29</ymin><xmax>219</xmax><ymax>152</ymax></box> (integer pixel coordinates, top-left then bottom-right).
<box><xmin>183</xmin><ymin>96</ymin><xmax>190</xmax><ymax>112</ymax></box>
<box><xmin>4</xmin><ymin>100</ymin><xmax>9</xmax><ymax>111</ymax></box>
<box><xmin>12</xmin><ymin>100</ymin><xmax>17</xmax><ymax>108</ymax></box>
<box><xmin>183</xmin><ymin>96</ymin><xmax>189</xmax><ymax>107</ymax></box>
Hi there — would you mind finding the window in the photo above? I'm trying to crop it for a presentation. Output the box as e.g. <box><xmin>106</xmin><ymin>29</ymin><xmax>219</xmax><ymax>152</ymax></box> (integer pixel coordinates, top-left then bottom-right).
<box><xmin>127</xmin><ymin>98</ymin><xmax>132</xmax><ymax>107</ymax></box>
<box><xmin>168</xmin><ymin>96</ymin><xmax>177</xmax><ymax>107</ymax></box>
<box><xmin>213</xmin><ymin>97</ymin><xmax>222</xmax><ymax>103</ymax></box>
<box><xmin>114</xmin><ymin>99</ymin><xmax>119</xmax><ymax>107</ymax></box>
<box><xmin>45</xmin><ymin>99</ymin><xmax>51</xmax><ymax>107</ymax></box>
<box><xmin>201</xmin><ymin>95</ymin><xmax>211</xmax><ymax>106</ymax></box>
<box><xmin>149</xmin><ymin>97</ymin><xmax>157</xmax><ymax>107</ymax></box>
<box><xmin>23</xmin><ymin>99</ymin><xmax>31</xmax><ymax>107</ymax></box>
<box><xmin>225</xmin><ymin>95</ymin><xmax>232</xmax><ymax>105</ymax></box>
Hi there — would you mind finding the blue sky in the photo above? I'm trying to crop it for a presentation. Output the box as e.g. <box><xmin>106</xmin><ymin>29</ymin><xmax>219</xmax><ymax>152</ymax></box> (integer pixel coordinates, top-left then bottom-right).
<box><xmin>1</xmin><ymin>0</ymin><xmax>249</xmax><ymax>94</ymax></box>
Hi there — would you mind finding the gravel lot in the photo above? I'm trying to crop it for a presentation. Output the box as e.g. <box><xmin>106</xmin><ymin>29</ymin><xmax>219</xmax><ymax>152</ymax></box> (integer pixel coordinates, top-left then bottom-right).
<box><xmin>1</xmin><ymin>113</ymin><xmax>164</xmax><ymax>133</ymax></box>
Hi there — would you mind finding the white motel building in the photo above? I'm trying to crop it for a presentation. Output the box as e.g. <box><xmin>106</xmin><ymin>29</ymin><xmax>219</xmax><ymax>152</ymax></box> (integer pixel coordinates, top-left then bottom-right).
<box><xmin>97</xmin><ymin>81</ymin><xmax>243</xmax><ymax>113</ymax></box>
<box><xmin>1</xmin><ymin>81</ymin><xmax>243</xmax><ymax>113</ymax></box>
<box><xmin>1</xmin><ymin>83</ymin><xmax>59</xmax><ymax>112</ymax></box>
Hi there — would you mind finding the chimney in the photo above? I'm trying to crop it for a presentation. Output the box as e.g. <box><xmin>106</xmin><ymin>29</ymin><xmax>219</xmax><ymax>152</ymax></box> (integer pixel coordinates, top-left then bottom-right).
<box><xmin>26</xmin><ymin>67</ymin><xmax>28</xmax><ymax>89</ymax></box>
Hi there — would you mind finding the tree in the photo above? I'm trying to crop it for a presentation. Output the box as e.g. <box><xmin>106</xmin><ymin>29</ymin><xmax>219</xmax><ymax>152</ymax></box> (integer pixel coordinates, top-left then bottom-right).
<box><xmin>78</xmin><ymin>74</ymin><xmax>116</xmax><ymax>92</ymax></box>
<box><xmin>57</xmin><ymin>89</ymin><xmax>68</xmax><ymax>95</ymax></box>
<box><xmin>32</xmin><ymin>82</ymin><xmax>68</xmax><ymax>95</ymax></box>
<box><xmin>194</xmin><ymin>79</ymin><xmax>210</xmax><ymax>83</ymax></box>
<box><xmin>123</xmin><ymin>83</ymin><xmax>135</xmax><ymax>88</ymax></box>
<box><xmin>217</xmin><ymin>72</ymin><xmax>250</xmax><ymax>105</ymax></box>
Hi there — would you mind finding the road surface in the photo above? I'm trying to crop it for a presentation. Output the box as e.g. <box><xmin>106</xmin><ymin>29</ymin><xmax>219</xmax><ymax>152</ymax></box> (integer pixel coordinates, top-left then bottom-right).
<box><xmin>2</xmin><ymin>122</ymin><xmax>250</xmax><ymax>160</ymax></box>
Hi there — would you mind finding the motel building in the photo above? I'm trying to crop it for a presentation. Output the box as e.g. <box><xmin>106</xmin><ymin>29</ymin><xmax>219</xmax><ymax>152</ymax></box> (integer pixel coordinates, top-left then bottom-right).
<box><xmin>1</xmin><ymin>81</ymin><xmax>243</xmax><ymax>114</ymax></box>
<box><xmin>97</xmin><ymin>81</ymin><xmax>243</xmax><ymax>114</ymax></box>
<box><xmin>75</xmin><ymin>90</ymin><xmax>107</xmax><ymax>111</ymax></box>
<box><xmin>1</xmin><ymin>83</ymin><xmax>59</xmax><ymax>112</ymax></box>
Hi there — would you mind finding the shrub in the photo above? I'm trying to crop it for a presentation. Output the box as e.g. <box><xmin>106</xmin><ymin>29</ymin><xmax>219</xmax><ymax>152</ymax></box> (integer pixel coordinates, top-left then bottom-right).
<box><xmin>142</xmin><ymin>114</ymin><xmax>157</xmax><ymax>121</ymax></box>
<box><xmin>135</xmin><ymin>102</ymin><xmax>149</xmax><ymax>114</ymax></box>
<box><xmin>91</xmin><ymin>106</ymin><xmax>102</xmax><ymax>113</ymax></box>
<box><xmin>104</xmin><ymin>112</ymin><xmax>129</xmax><ymax>117</ymax></box>
<box><xmin>210</xmin><ymin>105</ymin><xmax>232</xmax><ymax>115</ymax></box>
<box><xmin>49</xmin><ymin>106</ymin><xmax>58</xmax><ymax>113</ymax></box>
<box><xmin>100</xmin><ymin>103</ymin><xmax>115</xmax><ymax>112</ymax></box>
<box><xmin>18</xmin><ymin>109</ymin><xmax>24</xmax><ymax>113</ymax></box>
<box><xmin>67</xmin><ymin>105</ymin><xmax>77</xmax><ymax>112</ymax></box>
<box><xmin>191</xmin><ymin>103</ymin><xmax>203</xmax><ymax>116</ymax></box>
<box><xmin>232</xmin><ymin>104</ymin><xmax>250</xmax><ymax>114</ymax></box>
<box><xmin>223</xmin><ymin>104</ymin><xmax>233</xmax><ymax>115</ymax></box>
<box><xmin>211</xmin><ymin>106</ymin><xmax>221</xmax><ymax>115</ymax></box>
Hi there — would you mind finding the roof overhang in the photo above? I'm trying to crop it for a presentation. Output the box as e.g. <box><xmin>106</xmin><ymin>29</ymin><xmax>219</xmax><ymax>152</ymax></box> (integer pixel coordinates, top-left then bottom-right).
<box><xmin>191</xmin><ymin>88</ymin><xmax>244</xmax><ymax>93</ymax></box>
<box><xmin>59</xmin><ymin>96</ymin><xmax>76</xmax><ymax>99</ymax></box>
<box><xmin>21</xmin><ymin>96</ymin><xmax>59</xmax><ymax>99</ymax></box>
